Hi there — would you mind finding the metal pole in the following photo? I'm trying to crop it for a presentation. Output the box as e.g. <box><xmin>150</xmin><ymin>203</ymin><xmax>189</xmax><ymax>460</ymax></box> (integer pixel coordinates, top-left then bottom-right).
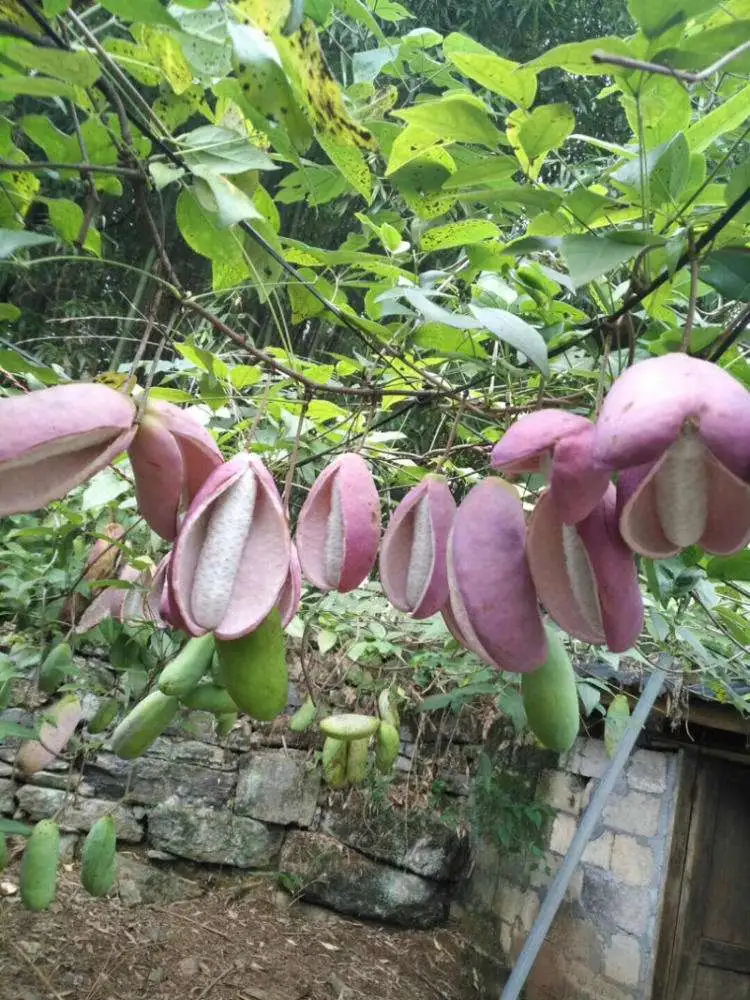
<box><xmin>500</xmin><ymin>667</ymin><xmax>666</xmax><ymax>1000</ymax></box>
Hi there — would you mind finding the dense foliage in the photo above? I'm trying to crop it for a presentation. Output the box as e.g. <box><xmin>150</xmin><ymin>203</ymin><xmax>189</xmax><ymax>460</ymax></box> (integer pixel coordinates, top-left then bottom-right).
<box><xmin>1</xmin><ymin>0</ymin><xmax>750</xmax><ymax>867</ymax></box>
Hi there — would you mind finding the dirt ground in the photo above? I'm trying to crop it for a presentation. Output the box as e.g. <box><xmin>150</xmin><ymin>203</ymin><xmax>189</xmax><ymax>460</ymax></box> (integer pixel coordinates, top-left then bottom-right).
<box><xmin>0</xmin><ymin>849</ymin><xmax>490</xmax><ymax>1000</ymax></box>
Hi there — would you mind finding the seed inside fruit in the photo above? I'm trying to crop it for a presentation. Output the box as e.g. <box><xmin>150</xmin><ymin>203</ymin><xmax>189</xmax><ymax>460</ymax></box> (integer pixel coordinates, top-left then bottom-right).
<box><xmin>405</xmin><ymin>496</ymin><xmax>433</xmax><ymax>609</ymax></box>
<box><xmin>655</xmin><ymin>428</ymin><xmax>708</xmax><ymax>548</ymax></box>
<box><xmin>191</xmin><ymin>468</ymin><xmax>256</xmax><ymax>629</ymax></box>
<box><xmin>562</xmin><ymin>523</ymin><xmax>603</xmax><ymax>634</ymax></box>
<box><xmin>324</xmin><ymin>479</ymin><xmax>345</xmax><ymax>587</ymax></box>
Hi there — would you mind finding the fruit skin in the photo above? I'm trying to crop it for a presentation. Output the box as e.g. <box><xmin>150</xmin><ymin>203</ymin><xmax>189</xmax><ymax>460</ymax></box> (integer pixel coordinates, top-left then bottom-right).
<box><xmin>377</xmin><ymin>689</ymin><xmax>399</xmax><ymax>729</ymax></box>
<box><xmin>80</xmin><ymin>816</ymin><xmax>116</xmax><ymax>898</ymax></box>
<box><xmin>320</xmin><ymin>713</ymin><xmax>380</xmax><ymax>741</ymax></box>
<box><xmin>375</xmin><ymin>722</ymin><xmax>400</xmax><ymax>775</ymax></box>
<box><xmin>20</xmin><ymin>819</ymin><xmax>60</xmax><ymax>912</ymax></box>
<box><xmin>109</xmin><ymin>690</ymin><xmax>178</xmax><ymax>760</ymax></box>
<box><xmin>289</xmin><ymin>696</ymin><xmax>316</xmax><ymax>733</ymax></box>
<box><xmin>322</xmin><ymin>737</ymin><xmax>347</xmax><ymax>788</ymax></box>
<box><xmin>16</xmin><ymin>695</ymin><xmax>83</xmax><ymax>777</ymax></box>
<box><xmin>215</xmin><ymin>608</ymin><xmax>288</xmax><ymax>722</ymax></box>
<box><xmin>87</xmin><ymin>697</ymin><xmax>119</xmax><ymax>735</ymax></box>
<box><xmin>521</xmin><ymin>627</ymin><xmax>580</xmax><ymax>753</ymax></box>
<box><xmin>181</xmin><ymin>683</ymin><xmax>238</xmax><ymax>715</ymax></box>
<box><xmin>346</xmin><ymin>737</ymin><xmax>369</xmax><ymax>785</ymax></box>
<box><xmin>158</xmin><ymin>634</ymin><xmax>216</xmax><ymax>698</ymax></box>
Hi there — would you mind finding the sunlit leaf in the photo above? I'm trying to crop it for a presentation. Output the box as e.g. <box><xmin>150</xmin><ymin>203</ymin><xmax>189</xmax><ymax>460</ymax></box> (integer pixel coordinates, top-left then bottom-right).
<box><xmin>604</xmin><ymin>694</ymin><xmax>630</xmax><ymax>758</ymax></box>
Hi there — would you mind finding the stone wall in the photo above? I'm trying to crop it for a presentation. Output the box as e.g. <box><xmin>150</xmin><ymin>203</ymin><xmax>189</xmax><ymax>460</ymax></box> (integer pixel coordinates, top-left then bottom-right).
<box><xmin>0</xmin><ymin>697</ymin><xmax>469</xmax><ymax>930</ymax></box>
<box><xmin>456</xmin><ymin>736</ymin><xmax>681</xmax><ymax>1000</ymax></box>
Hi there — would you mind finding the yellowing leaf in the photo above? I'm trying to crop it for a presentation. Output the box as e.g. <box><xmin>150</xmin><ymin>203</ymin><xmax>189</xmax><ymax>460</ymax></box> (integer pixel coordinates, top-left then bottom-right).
<box><xmin>277</xmin><ymin>21</ymin><xmax>375</xmax><ymax>149</ymax></box>
<box><xmin>233</xmin><ymin>0</ymin><xmax>291</xmax><ymax>32</ymax></box>
<box><xmin>443</xmin><ymin>33</ymin><xmax>536</xmax><ymax>109</ymax></box>
<box><xmin>420</xmin><ymin>219</ymin><xmax>500</xmax><ymax>252</ymax></box>
<box><xmin>317</xmin><ymin>132</ymin><xmax>372</xmax><ymax>201</ymax></box>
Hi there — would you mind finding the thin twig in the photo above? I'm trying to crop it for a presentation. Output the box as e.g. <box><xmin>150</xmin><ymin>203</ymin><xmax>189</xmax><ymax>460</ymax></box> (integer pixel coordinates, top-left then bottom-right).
<box><xmin>194</xmin><ymin>964</ymin><xmax>234</xmax><ymax>999</ymax></box>
<box><xmin>592</xmin><ymin>41</ymin><xmax>750</xmax><ymax>83</ymax></box>
<box><xmin>151</xmin><ymin>905</ymin><xmax>232</xmax><ymax>941</ymax></box>
<box><xmin>11</xmin><ymin>942</ymin><xmax>67</xmax><ymax>1000</ymax></box>
<box><xmin>681</xmin><ymin>251</ymin><xmax>700</xmax><ymax>353</ymax></box>
<box><xmin>0</xmin><ymin>160</ymin><xmax>141</xmax><ymax>177</ymax></box>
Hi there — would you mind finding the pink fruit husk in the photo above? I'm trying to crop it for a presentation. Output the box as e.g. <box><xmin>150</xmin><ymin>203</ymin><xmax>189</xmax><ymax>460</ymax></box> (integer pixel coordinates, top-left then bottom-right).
<box><xmin>594</xmin><ymin>353</ymin><xmax>750</xmax><ymax>477</ymax></box>
<box><xmin>527</xmin><ymin>486</ymin><xmax>643</xmax><ymax>652</ymax></box>
<box><xmin>277</xmin><ymin>544</ymin><xmax>302</xmax><ymax>627</ymax></box>
<box><xmin>0</xmin><ymin>383</ymin><xmax>136</xmax><ymax>517</ymax></box>
<box><xmin>15</xmin><ymin>696</ymin><xmax>83</xmax><ymax>777</ymax></box>
<box><xmin>447</xmin><ymin>478</ymin><xmax>547</xmax><ymax>673</ymax></box>
<box><xmin>295</xmin><ymin>453</ymin><xmax>381</xmax><ymax>593</ymax></box>
<box><xmin>490</xmin><ymin>409</ymin><xmax>610</xmax><ymax>524</ymax></box>
<box><xmin>129</xmin><ymin>397</ymin><xmax>223</xmax><ymax>541</ymax></box>
<box><xmin>171</xmin><ymin>453</ymin><xmax>291</xmax><ymax>640</ymax></box>
<box><xmin>617</xmin><ymin>450</ymin><xmax>750</xmax><ymax>558</ymax></box>
<box><xmin>380</xmin><ymin>474</ymin><xmax>456</xmax><ymax>618</ymax></box>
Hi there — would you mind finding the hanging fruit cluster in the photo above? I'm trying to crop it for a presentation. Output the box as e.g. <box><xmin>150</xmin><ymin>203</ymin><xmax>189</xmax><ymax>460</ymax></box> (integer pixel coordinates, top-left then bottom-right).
<box><xmin>3</xmin><ymin>352</ymin><xmax>748</xmax><ymax>774</ymax></box>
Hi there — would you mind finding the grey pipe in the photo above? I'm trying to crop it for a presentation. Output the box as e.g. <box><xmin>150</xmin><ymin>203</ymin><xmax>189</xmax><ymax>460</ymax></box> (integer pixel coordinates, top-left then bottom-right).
<box><xmin>500</xmin><ymin>666</ymin><xmax>666</xmax><ymax>1000</ymax></box>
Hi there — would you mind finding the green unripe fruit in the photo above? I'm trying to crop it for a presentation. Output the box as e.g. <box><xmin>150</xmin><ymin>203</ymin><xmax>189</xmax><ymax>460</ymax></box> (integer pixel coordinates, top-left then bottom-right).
<box><xmin>87</xmin><ymin>697</ymin><xmax>119</xmax><ymax>735</ymax></box>
<box><xmin>81</xmin><ymin>816</ymin><xmax>117</xmax><ymax>898</ymax></box>
<box><xmin>215</xmin><ymin>712</ymin><xmax>237</xmax><ymax>738</ymax></box>
<box><xmin>345</xmin><ymin>737</ymin><xmax>369</xmax><ymax>785</ymax></box>
<box><xmin>319</xmin><ymin>714</ymin><xmax>380</xmax><ymax>741</ymax></box>
<box><xmin>377</xmin><ymin>689</ymin><xmax>399</xmax><ymax>729</ymax></box>
<box><xmin>109</xmin><ymin>690</ymin><xmax>178</xmax><ymax>760</ymax></box>
<box><xmin>522</xmin><ymin>626</ymin><xmax>580</xmax><ymax>753</ymax></box>
<box><xmin>181</xmin><ymin>683</ymin><xmax>238</xmax><ymax>715</ymax></box>
<box><xmin>289</xmin><ymin>696</ymin><xmax>316</xmax><ymax>733</ymax></box>
<box><xmin>20</xmin><ymin>820</ymin><xmax>59</xmax><ymax>912</ymax></box>
<box><xmin>216</xmin><ymin>609</ymin><xmax>288</xmax><ymax>722</ymax></box>
<box><xmin>158</xmin><ymin>634</ymin><xmax>215</xmax><ymax>698</ymax></box>
<box><xmin>375</xmin><ymin>722</ymin><xmax>400</xmax><ymax>775</ymax></box>
<box><xmin>322</xmin><ymin>737</ymin><xmax>347</xmax><ymax>788</ymax></box>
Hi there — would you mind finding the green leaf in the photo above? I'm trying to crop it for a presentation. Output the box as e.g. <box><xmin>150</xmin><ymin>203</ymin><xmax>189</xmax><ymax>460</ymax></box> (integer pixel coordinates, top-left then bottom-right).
<box><xmin>46</xmin><ymin>198</ymin><xmax>100</xmax><ymax>255</ymax></box>
<box><xmin>620</xmin><ymin>76</ymin><xmax>690</xmax><ymax>150</ymax></box>
<box><xmin>176</xmin><ymin>188</ymin><xmax>250</xmax><ymax>291</ymax></box>
<box><xmin>180</xmin><ymin>125</ymin><xmax>277</xmax><ymax>175</ymax></box>
<box><xmin>317</xmin><ymin>132</ymin><xmax>372</xmax><ymax>202</ymax></box>
<box><xmin>0</xmin><ymin>720</ymin><xmax>37</xmax><ymax>740</ymax></box>
<box><xmin>0</xmin><ymin>303</ymin><xmax>20</xmax><ymax>321</ymax></box>
<box><xmin>0</xmin><ymin>230</ymin><xmax>55</xmax><ymax>258</ymax></box>
<box><xmin>0</xmin><ymin>818</ymin><xmax>32</xmax><ymax>837</ymax></box>
<box><xmin>391</xmin><ymin>93</ymin><xmax>502</xmax><ymax>148</ymax></box>
<box><xmin>686</xmin><ymin>84</ymin><xmax>750</xmax><ymax>153</ymax></box>
<box><xmin>604</xmin><ymin>694</ymin><xmax>630</xmax><ymax>757</ymax></box>
<box><xmin>193</xmin><ymin>174</ymin><xmax>263</xmax><ymax>228</ymax></box>
<box><xmin>13</xmin><ymin>41</ymin><xmax>100</xmax><ymax>87</ymax></box>
<box><xmin>517</xmin><ymin>103</ymin><xmax>575</xmax><ymax>162</ymax></box>
<box><xmin>561</xmin><ymin>233</ymin><xmax>653</xmax><ymax>288</ymax></box>
<box><xmin>420</xmin><ymin>219</ymin><xmax>500</xmax><ymax>252</ymax></box>
<box><xmin>352</xmin><ymin>45</ymin><xmax>399</xmax><ymax>84</ymax></box>
<box><xmin>628</xmin><ymin>0</ymin><xmax>716</xmax><ymax>37</ymax></box>
<box><xmin>149</xmin><ymin>161</ymin><xmax>186</xmax><ymax>190</ymax></box>
<box><xmin>701</xmin><ymin>249</ymin><xmax>750</xmax><ymax>301</ymax></box>
<box><xmin>527</xmin><ymin>37</ymin><xmax>635</xmax><ymax>76</ymax></box>
<box><xmin>317</xmin><ymin>629</ymin><xmax>338</xmax><ymax>654</ymax></box>
<box><xmin>81</xmin><ymin>468</ymin><xmax>131</xmax><ymax>511</ymax></box>
<box><xmin>0</xmin><ymin>76</ymin><xmax>75</xmax><ymax>100</ymax></box>
<box><xmin>442</xmin><ymin>33</ymin><xmax>536</xmax><ymax>109</ymax></box>
<box><xmin>100</xmin><ymin>0</ymin><xmax>179</xmax><ymax>27</ymax></box>
<box><xmin>43</xmin><ymin>0</ymin><xmax>71</xmax><ymax>13</ymax></box>
<box><xmin>305</xmin><ymin>0</ymin><xmax>333</xmax><ymax>22</ymax></box>
<box><xmin>468</xmin><ymin>305</ymin><xmax>549</xmax><ymax>375</ymax></box>
<box><xmin>706</xmin><ymin>551</ymin><xmax>750</xmax><ymax>581</ymax></box>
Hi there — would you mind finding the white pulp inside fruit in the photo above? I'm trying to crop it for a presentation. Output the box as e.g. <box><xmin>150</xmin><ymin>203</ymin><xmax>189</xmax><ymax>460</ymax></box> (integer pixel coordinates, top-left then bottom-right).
<box><xmin>324</xmin><ymin>480</ymin><xmax>345</xmax><ymax>587</ymax></box>
<box><xmin>405</xmin><ymin>496</ymin><xmax>434</xmax><ymax>609</ymax></box>
<box><xmin>562</xmin><ymin>523</ymin><xmax>604</xmax><ymax>634</ymax></box>
<box><xmin>654</xmin><ymin>428</ymin><xmax>708</xmax><ymax>548</ymax></box>
<box><xmin>191</xmin><ymin>468</ymin><xmax>256</xmax><ymax>628</ymax></box>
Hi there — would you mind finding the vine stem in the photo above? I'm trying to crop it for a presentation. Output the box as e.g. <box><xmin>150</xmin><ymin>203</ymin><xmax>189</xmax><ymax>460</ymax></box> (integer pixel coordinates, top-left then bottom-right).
<box><xmin>592</xmin><ymin>41</ymin><xmax>750</xmax><ymax>83</ymax></box>
<box><xmin>0</xmin><ymin>160</ymin><xmax>141</xmax><ymax>177</ymax></box>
